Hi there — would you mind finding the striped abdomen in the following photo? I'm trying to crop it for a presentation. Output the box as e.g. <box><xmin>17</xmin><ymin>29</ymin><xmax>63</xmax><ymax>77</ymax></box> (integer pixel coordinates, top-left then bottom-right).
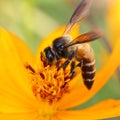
<box><xmin>81</xmin><ymin>59</ymin><xmax>96</xmax><ymax>89</ymax></box>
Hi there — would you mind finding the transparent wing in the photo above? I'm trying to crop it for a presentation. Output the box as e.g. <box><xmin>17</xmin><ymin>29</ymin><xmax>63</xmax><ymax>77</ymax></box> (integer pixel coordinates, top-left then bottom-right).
<box><xmin>63</xmin><ymin>0</ymin><xmax>93</xmax><ymax>35</ymax></box>
<box><xmin>65</xmin><ymin>28</ymin><xmax>104</xmax><ymax>47</ymax></box>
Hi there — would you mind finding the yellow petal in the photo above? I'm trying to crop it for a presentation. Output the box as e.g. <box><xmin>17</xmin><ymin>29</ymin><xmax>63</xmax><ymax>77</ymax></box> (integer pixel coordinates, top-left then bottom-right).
<box><xmin>58</xmin><ymin>38</ymin><xmax>120</xmax><ymax>109</ymax></box>
<box><xmin>9</xmin><ymin>31</ymin><xmax>34</xmax><ymax>65</ymax></box>
<box><xmin>51</xmin><ymin>115</ymin><xmax>61</xmax><ymax>120</ymax></box>
<box><xmin>56</xmin><ymin>99</ymin><xmax>120</xmax><ymax>120</ymax></box>
<box><xmin>0</xmin><ymin>112</ymin><xmax>48</xmax><ymax>120</ymax></box>
<box><xmin>35</xmin><ymin>26</ymin><xmax>79</xmax><ymax>65</ymax></box>
<box><xmin>107</xmin><ymin>0</ymin><xmax>120</xmax><ymax>40</ymax></box>
<box><xmin>0</xmin><ymin>28</ymin><xmax>37</xmax><ymax>112</ymax></box>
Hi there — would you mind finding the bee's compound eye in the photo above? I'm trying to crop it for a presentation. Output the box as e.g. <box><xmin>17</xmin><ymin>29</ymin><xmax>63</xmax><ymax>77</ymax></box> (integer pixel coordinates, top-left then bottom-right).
<box><xmin>44</xmin><ymin>47</ymin><xmax>55</xmax><ymax>63</ymax></box>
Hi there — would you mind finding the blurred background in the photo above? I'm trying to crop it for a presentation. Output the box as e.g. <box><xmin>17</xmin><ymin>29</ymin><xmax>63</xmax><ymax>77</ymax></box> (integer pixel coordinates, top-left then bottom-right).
<box><xmin>0</xmin><ymin>0</ymin><xmax>120</xmax><ymax>119</ymax></box>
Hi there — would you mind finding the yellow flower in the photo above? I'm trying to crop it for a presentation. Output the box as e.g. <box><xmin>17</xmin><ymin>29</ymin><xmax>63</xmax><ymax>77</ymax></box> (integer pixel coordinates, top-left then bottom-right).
<box><xmin>0</xmin><ymin>1</ymin><xmax>120</xmax><ymax>118</ymax></box>
<box><xmin>0</xmin><ymin>25</ymin><xmax>120</xmax><ymax>120</ymax></box>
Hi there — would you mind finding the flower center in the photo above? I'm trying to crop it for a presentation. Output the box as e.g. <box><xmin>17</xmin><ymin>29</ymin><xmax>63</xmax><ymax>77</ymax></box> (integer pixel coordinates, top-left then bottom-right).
<box><xmin>25</xmin><ymin>53</ymin><xmax>76</xmax><ymax>104</ymax></box>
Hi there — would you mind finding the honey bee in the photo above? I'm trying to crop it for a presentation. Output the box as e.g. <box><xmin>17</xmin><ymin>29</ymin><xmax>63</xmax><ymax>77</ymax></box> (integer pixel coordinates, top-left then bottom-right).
<box><xmin>42</xmin><ymin>0</ymin><xmax>103</xmax><ymax>89</ymax></box>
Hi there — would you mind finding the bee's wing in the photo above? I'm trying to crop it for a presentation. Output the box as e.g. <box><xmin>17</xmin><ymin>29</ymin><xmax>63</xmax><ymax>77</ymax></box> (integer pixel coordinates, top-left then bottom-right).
<box><xmin>63</xmin><ymin>0</ymin><xmax>93</xmax><ymax>35</ymax></box>
<box><xmin>65</xmin><ymin>28</ymin><xmax>104</xmax><ymax>47</ymax></box>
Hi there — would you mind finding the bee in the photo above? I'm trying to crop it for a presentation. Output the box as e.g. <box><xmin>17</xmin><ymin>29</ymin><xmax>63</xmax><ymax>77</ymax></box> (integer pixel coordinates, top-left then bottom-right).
<box><xmin>42</xmin><ymin>0</ymin><xmax>103</xmax><ymax>89</ymax></box>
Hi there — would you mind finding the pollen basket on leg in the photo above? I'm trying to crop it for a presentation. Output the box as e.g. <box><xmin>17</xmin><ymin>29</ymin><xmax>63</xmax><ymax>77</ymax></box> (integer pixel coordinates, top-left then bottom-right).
<box><xmin>24</xmin><ymin>56</ymin><xmax>75</xmax><ymax>104</ymax></box>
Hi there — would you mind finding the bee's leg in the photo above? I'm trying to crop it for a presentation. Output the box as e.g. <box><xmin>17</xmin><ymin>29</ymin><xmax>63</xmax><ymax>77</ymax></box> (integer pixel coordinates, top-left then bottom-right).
<box><xmin>70</xmin><ymin>59</ymin><xmax>84</xmax><ymax>79</ymax></box>
<box><xmin>57</xmin><ymin>58</ymin><xmax>70</xmax><ymax>71</ymax></box>
<box><xmin>70</xmin><ymin>61</ymin><xmax>76</xmax><ymax>79</ymax></box>
<box><xmin>76</xmin><ymin>59</ymin><xmax>83</xmax><ymax>68</ymax></box>
<box><xmin>57</xmin><ymin>51</ymin><xmax>74</xmax><ymax>70</ymax></box>
<box><xmin>70</xmin><ymin>61</ymin><xmax>76</xmax><ymax>72</ymax></box>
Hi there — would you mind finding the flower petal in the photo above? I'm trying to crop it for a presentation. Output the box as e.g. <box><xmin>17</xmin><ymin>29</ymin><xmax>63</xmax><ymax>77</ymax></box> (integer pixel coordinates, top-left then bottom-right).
<box><xmin>0</xmin><ymin>112</ymin><xmax>48</xmax><ymax>120</ymax></box>
<box><xmin>0</xmin><ymin>28</ymin><xmax>37</xmax><ymax>112</ymax></box>
<box><xmin>56</xmin><ymin>99</ymin><xmax>120</xmax><ymax>120</ymax></box>
<box><xmin>58</xmin><ymin>38</ymin><xmax>120</xmax><ymax>109</ymax></box>
<box><xmin>107</xmin><ymin>0</ymin><xmax>120</xmax><ymax>40</ymax></box>
<box><xmin>9</xmin><ymin>31</ymin><xmax>34</xmax><ymax>65</ymax></box>
<box><xmin>35</xmin><ymin>26</ymin><xmax>79</xmax><ymax>65</ymax></box>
